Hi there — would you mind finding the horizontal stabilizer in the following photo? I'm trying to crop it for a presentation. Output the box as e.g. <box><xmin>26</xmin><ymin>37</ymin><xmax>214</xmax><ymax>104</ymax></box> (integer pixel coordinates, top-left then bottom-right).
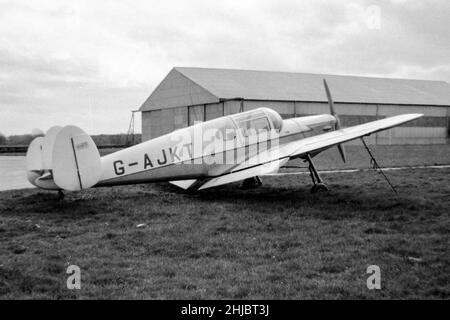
<box><xmin>34</xmin><ymin>172</ymin><xmax>59</xmax><ymax>190</ymax></box>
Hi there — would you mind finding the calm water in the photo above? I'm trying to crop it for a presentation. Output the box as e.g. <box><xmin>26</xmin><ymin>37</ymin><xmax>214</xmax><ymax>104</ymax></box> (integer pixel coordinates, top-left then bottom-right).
<box><xmin>0</xmin><ymin>156</ymin><xmax>34</xmax><ymax>191</ymax></box>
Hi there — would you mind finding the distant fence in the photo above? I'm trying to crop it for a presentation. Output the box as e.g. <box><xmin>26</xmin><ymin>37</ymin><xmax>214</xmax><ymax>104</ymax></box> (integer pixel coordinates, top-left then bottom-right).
<box><xmin>0</xmin><ymin>144</ymin><xmax>126</xmax><ymax>154</ymax></box>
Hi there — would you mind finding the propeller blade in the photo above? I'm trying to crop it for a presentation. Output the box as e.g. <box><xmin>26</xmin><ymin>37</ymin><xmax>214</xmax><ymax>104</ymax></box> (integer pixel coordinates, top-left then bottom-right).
<box><xmin>323</xmin><ymin>78</ymin><xmax>341</xmax><ymax>129</ymax></box>
<box><xmin>323</xmin><ymin>79</ymin><xmax>336</xmax><ymax>117</ymax></box>
<box><xmin>323</xmin><ymin>78</ymin><xmax>346</xmax><ymax>163</ymax></box>
<box><xmin>337</xmin><ymin>143</ymin><xmax>347</xmax><ymax>163</ymax></box>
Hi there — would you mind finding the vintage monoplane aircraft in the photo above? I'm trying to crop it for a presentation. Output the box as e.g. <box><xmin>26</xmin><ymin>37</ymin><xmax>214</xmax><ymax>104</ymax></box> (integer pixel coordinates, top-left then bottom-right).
<box><xmin>26</xmin><ymin>80</ymin><xmax>422</xmax><ymax>196</ymax></box>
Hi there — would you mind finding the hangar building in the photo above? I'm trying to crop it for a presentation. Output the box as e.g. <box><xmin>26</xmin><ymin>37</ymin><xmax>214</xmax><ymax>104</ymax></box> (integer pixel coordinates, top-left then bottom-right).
<box><xmin>139</xmin><ymin>67</ymin><xmax>450</xmax><ymax>145</ymax></box>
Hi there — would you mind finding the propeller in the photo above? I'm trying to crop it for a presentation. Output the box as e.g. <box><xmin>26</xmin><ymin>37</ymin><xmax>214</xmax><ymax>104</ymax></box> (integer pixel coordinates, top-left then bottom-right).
<box><xmin>323</xmin><ymin>79</ymin><xmax>346</xmax><ymax>163</ymax></box>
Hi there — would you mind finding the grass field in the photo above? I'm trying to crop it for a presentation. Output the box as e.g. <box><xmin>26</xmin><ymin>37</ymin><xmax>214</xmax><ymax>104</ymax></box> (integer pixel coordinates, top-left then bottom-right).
<box><xmin>0</xmin><ymin>167</ymin><xmax>448</xmax><ymax>299</ymax></box>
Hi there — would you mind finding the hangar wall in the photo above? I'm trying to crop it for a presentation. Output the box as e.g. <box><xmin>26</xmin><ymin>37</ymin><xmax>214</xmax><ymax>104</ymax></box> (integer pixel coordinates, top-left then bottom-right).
<box><xmin>140</xmin><ymin>67</ymin><xmax>450</xmax><ymax>144</ymax></box>
<box><xmin>141</xmin><ymin>100</ymin><xmax>450</xmax><ymax>145</ymax></box>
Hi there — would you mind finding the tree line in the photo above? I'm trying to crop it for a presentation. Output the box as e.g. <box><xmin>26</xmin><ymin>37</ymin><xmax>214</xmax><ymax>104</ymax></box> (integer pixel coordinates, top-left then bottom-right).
<box><xmin>0</xmin><ymin>132</ymin><xmax>141</xmax><ymax>146</ymax></box>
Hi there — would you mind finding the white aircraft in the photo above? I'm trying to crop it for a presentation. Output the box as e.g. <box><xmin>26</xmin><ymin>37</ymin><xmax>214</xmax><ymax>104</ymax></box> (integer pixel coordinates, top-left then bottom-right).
<box><xmin>26</xmin><ymin>80</ymin><xmax>422</xmax><ymax>196</ymax></box>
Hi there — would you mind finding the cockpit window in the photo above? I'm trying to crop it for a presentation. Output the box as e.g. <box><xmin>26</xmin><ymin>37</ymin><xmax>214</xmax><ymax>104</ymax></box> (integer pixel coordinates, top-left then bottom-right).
<box><xmin>232</xmin><ymin>109</ymin><xmax>267</xmax><ymax>123</ymax></box>
<box><xmin>201</xmin><ymin>117</ymin><xmax>237</xmax><ymax>141</ymax></box>
<box><xmin>229</xmin><ymin>108</ymin><xmax>283</xmax><ymax>137</ymax></box>
<box><xmin>263</xmin><ymin>108</ymin><xmax>283</xmax><ymax>132</ymax></box>
<box><xmin>237</xmin><ymin>117</ymin><xmax>270</xmax><ymax>136</ymax></box>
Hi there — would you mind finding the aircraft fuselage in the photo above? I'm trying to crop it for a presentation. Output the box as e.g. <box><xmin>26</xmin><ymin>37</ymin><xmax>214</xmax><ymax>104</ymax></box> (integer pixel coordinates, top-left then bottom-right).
<box><xmin>96</xmin><ymin>109</ymin><xmax>336</xmax><ymax>187</ymax></box>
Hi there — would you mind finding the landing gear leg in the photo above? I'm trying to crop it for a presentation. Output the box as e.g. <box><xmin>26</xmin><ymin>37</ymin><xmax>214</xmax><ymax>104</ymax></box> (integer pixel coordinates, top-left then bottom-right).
<box><xmin>241</xmin><ymin>176</ymin><xmax>263</xmax><ymax>189</ymax></box>
<box><xmin>58</xmin><ymin>190</ymin><xmax>65</xmax><ymax>200</ymax></box>
<box><xmin>305</xmin><ymin>154</ymin><xmax>328</xmax><ymax>193</ymax></box>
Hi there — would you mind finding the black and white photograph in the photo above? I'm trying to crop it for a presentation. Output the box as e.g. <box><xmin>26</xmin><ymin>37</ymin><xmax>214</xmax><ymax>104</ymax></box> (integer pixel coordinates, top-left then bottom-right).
<box><xmin>0</xmin><ymin>0</ymin><xmax>449</xmax><ymax>305</ymax></box>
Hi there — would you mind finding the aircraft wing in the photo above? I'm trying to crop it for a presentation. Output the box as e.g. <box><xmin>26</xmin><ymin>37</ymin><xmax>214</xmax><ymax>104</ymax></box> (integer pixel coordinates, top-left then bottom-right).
<box><xmin>198</xmin><ymin>158</ymin><xmax>288</xmax><ymax>190</ymax></box>
<box><xmin>286</xmin><ymin>113</ymin><xmax>423</xmax><ymax>160</ymax></box>
<box><xmin>169</xmin><ymin>179</ymin><xmax>199</xmax><ymax>190</ymax></box>
<box><xmin>174</xmin><ymin>113</ymin><xmax>422</xmax><ymax>191</ymax></box>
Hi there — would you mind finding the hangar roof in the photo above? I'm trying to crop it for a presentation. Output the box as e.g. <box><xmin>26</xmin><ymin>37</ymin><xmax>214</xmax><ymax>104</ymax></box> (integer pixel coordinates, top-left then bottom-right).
<box><xmin>140</xmin><ymin>67</ymin><xmax>450</xmax><ymax>111</ymax></box>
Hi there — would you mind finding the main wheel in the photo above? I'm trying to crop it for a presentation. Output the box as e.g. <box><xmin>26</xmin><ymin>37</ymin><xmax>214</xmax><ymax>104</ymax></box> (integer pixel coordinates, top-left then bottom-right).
<box><xmin>241</xmin><ymin>176</ymin><xmax>263</xmax><ymax>189</ymax></box>
<box><xmin>310</xmin><ymin>183</ymin><xmax>328</xmax><ymax>193</ymax></box>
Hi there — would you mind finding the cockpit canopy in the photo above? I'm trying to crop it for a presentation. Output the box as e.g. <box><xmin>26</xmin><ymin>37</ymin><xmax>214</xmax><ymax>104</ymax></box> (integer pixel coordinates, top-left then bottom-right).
<box><xmin>230</xmin><ymin>108</ymin><xmax>283</xmax><ymax>136</ymax></box>
<box><xmin>264</xmin><ymin>108</ymin><xmax>283</xmax><ymax>132</ymax></box>
<box><xmin>189</xmin><ymin>107</ymin><xmax>284</xmax><ymax>143</ymax></box>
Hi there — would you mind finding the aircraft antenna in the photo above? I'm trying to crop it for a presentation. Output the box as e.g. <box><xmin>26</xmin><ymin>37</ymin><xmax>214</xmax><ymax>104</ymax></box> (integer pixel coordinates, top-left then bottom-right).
<box><xmin>360</xmin><ymin>137</ymin><xmax>397</xmax><ymax>195</ymax></box>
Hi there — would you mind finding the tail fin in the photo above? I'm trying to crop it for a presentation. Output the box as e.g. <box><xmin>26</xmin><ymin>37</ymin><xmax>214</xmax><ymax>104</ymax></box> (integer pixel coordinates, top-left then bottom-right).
<box><xmin>42</xmin><ymin>126</ymin><xmax>62</xmax><ymax>170</ymax></box>
<box><xmin>52</xmin><ymin>125</ymin><xmax>101</xmax><ymax>191</ymax></box>
<box><xmin>26</xmin><ymin>136</ymin><xmax>44</xmax><ymax>187</ymax></box>
<box><xmin>26</xmin><ymin>136</ymin><xmax>44</xmax><ymax>172</ymax></box>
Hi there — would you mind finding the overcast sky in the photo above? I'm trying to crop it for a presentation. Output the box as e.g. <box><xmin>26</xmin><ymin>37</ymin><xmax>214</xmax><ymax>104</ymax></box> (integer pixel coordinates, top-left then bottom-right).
<box><xmin>0</xmin><ymin>0</ymin><xmax>449</xmax><ymax>135</ymax></box>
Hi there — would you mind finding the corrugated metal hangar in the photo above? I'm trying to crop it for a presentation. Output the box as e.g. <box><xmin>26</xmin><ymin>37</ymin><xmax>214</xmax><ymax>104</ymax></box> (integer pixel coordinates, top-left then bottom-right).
<box><xmin>139</xmin><ymin>67</ymin><xmax>450</xmax><ymax>144</ymax></box>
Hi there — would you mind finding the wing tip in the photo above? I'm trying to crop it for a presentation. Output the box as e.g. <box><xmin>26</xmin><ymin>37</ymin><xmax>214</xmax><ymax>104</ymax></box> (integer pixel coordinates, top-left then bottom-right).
<box><xmin>394</xmin><ymin>113</ymin><xmax>423</xmax><ymax>121</ymax></box>
<box><xmin>408</xmin><ymin>113</ymin><xmax>424</xmax><ymax>121</ymax></box>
